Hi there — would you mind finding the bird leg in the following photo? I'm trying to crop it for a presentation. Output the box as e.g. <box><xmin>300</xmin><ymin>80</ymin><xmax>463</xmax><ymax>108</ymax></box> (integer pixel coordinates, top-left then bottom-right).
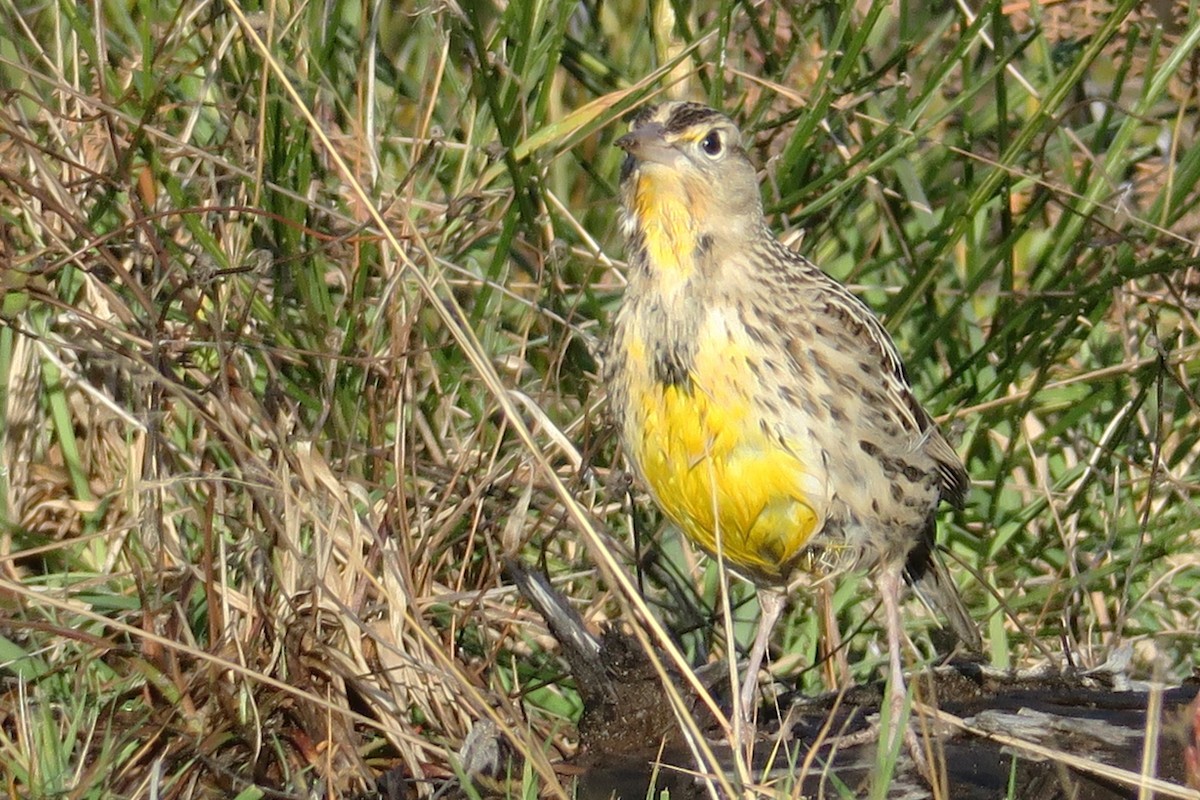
<box><xmin>739</xmin><ymin>588</ymin><xmax>786</xmax><ymax>725</ymax></box>
<box><xmin>877</xmin><ymin>565</ymin><xmax>930</xmax><ymax>778</ymax></box>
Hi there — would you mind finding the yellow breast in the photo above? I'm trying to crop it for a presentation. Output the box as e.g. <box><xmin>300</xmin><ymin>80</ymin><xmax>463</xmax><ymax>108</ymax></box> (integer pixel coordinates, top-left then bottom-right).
<box><xmin>624</xmin><ymin>322</ymin><xmax>820</xmax><ymax>585</ymax></box>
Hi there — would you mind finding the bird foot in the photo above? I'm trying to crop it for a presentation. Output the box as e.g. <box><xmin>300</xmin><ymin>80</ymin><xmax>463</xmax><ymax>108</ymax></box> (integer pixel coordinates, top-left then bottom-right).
<box><xmin>821</xmin><ymin>701</ymin><xmax>937</xmax><ymax>786</ymax></box>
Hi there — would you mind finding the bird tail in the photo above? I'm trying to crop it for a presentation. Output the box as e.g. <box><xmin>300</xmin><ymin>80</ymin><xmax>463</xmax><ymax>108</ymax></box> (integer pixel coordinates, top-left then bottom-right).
<box><xmin>905</xmin><ymin>535</ymin><xmax>982</xmax><ymax>654</ymax></box>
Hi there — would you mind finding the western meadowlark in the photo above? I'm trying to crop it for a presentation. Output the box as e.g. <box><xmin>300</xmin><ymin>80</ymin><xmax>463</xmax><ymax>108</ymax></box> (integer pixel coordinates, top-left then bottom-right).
<box><xmin>603</xmin><ymin>101</ymin><xmax>980</xmax><ymax>733</ymax></box>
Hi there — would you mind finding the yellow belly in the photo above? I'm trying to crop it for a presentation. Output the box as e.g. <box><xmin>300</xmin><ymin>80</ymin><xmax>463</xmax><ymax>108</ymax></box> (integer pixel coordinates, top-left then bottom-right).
<box><xmin>626</xmin><ymin>335</ymin><xmax>820</xmax><ymax>584</ymax></box>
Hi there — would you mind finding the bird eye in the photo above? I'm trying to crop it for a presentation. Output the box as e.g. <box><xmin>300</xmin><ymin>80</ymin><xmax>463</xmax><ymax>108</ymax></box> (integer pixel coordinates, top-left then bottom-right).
<box><xmin>700</xmin><ymin>130</ymin><xmax>723</xmax><ymax>157</ymax></box>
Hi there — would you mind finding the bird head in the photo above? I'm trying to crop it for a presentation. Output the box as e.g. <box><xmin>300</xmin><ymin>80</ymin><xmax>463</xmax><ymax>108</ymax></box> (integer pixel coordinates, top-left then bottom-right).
<box><xmin>616</xmin><ymin>102</ymin><xmax>764</xmax><ymax>259</ymax></box>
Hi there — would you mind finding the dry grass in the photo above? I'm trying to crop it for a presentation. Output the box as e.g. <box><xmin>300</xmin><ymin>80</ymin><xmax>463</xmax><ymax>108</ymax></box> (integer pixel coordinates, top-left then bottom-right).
<box><xmin>1</xmin><ymin>1</ymin><xmax>1199</xmax><ymax>797</ymax></box>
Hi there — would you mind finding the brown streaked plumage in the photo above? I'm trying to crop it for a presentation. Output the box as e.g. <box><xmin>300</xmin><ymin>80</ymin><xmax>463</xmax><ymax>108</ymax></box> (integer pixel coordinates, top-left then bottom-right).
<box><xmin>602</xmin><ymin>101</ymin><xmax>980</xmax><ymax>736</ymax></box>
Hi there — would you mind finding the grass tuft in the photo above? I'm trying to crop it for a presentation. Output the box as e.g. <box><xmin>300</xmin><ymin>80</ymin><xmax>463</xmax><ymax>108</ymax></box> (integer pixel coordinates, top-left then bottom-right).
<box><xmin>1</xmin><ymin>0</ymin><xmax>1198</xmax><ymax>796</ymax></box>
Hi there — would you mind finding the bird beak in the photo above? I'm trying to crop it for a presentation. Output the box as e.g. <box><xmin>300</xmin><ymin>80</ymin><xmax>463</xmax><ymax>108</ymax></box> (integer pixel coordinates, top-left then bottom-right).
<box><xmin>616</xmin><ymin>123</ymin><xmax>677</xmax><ymax>167</ymax></box>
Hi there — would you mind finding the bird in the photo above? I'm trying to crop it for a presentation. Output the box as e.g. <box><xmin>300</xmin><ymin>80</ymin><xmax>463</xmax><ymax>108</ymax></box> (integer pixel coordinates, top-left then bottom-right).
<box><xmin>602</xmin><ymin>100</ymin><xmax>981</xmax><ymax>742</ymax></box>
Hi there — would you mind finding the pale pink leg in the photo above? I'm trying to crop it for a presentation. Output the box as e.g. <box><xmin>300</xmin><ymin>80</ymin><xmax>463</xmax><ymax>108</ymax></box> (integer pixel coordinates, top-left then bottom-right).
<box><xmin>739</xmin><ymin>589</ymin><xmax>785</xmax><ymax>724</ymax></box>
<box><xmin>878</xmin><ymin>566</ymin><xmax>929</xmax><ymax>775</ymax></box>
